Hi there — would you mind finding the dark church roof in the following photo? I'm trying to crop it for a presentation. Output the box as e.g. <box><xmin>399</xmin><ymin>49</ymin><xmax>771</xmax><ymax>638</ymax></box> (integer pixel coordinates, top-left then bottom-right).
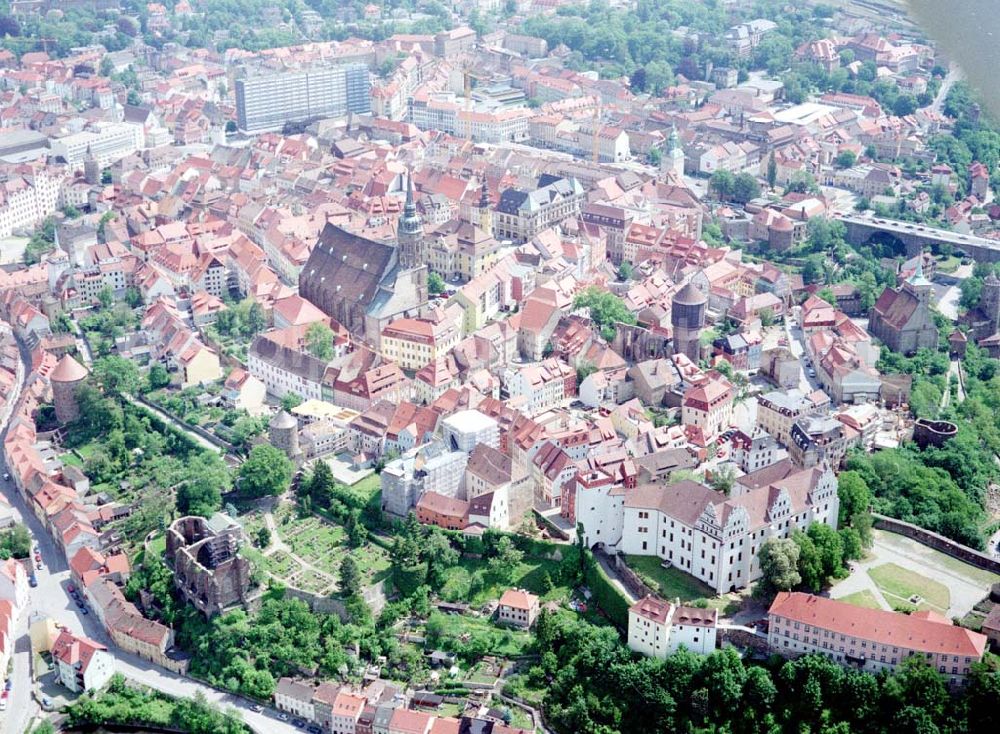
<box><xmin>299</xmin><ymin>223</ymin><xmax>397</xmax><ymax>312</ymax></box>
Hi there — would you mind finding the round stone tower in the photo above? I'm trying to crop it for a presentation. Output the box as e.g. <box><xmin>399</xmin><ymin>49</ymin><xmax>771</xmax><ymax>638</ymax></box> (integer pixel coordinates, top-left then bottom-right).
<box><xmin>671</xmin><ymin>282</ymin><xmax>707</xmax><ymax>363</ymax></box>
<box><xmin>83</xmin><ymin>146</ymin><xmax>101</xmax><ymax>186</ymax></box>
<box><xmin>269</xmin><ymin>409</ymin><xmax>300</xmax><ymax>460</ymax></box>
<box><xmin>50</xmin><ymin>354</ymin><xmax>89</xmax><ymax>424</ymax></box>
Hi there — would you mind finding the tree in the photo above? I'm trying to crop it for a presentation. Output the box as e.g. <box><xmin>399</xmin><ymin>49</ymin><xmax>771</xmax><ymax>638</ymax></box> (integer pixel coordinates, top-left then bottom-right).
<box><xmin>256</xmin><ymin>526</ymin><xmax>271</xmax><ymax>549</ymax></box>
<box><xmin>617</xmin><ymin>261</ymin><xmax>634</xmax><ymax>281</ymax></box>
<box><xmin>836</xmin><ymin>470</ymin><xmax>871</xmax><ymax>525</ymax></box>
<box><xmin>339</xmin><ymin>555</ymin><xmax>362</xmax><ymax>598</ymax></box>
<box><xmin>766</xmin><ymin>152</ymin><xmax>778</xmax><ymax>190</ymax></box>
<box><xmin>629</xmin><ymin>66</ymin><xmax>647</xmax><ymax>92</ymax></box>
<box><xmin>758</xmin><ymin>537</ymin><xmax>801</xmax><ymax>593</ymax></box>
<box><xmin>305</xmin><ymin>322</ymin><xmax>335</xmax><ymax>361</ymax></box>
<box><xmin>806</xmin><ymin>522</ymin><xmax>845</xmax><ymax>580</ymax></box>
<box><xmin>959</xmin><ymin>276</ymin><xmax>983</xmax><ymax>310</ymax></box>
<box><xmin>791</xmin><ymin>529</ymin><xmax>825</xmax><ymax>591</ymax></box>
<box><xmin>225</xmin><ymin>120</ymin><xmax>237</xmax><ymax>133</ymax></box>
<box><xmin>237</xmin><ymin>445</ymin><xmax>293</xmax><ymax>498</ymax></box>
<box><xmin>92</xmin><ymin>356</ymin><xmax>141</xmax><ymax>398</ymax></box>
<box><xmin>1</xmin><ymin>524</ymin><xmax>31</xmax><ymax>559</ymax></box>
<box><xmin>708</xmin><ymin>464</ymin><xmax>736</xmax><ymax>495</ymax></box>
<box><xmin>147</xmin><ymin>364</ymin><xmax>171</xmax><ymax>391</ymax></box>
<box><xmin>731</xmin><ymin>173</ymin><xmax>761</xmax><ymax>204</ymax></box>
<box><xmin>124</xmin><ymin>287</ymin><xmax>142</xmax><ymax>309</ymax></box>
<box><xmin>834</xmin><ymin>150</ymin><xmax>857</xmax><ymax>169</ymax></box>
<box><xmin>280</xmin><ymin>393</ymin><xmax>303</xmax><ymax>412</ymax></box>
<box><xmin>759</xmin><ymin>307</ymin><xmax>775</xmax><ymax>327</ymax></box>
<box><xmin>97</xmin><ymin>285</ymin><xmax>114</xmax><ymax>309</ymax></box>
<box><xmin>802</xmin><ymin>256</ymin><xmax>826</xmax><ymax>285</ymax></box>
<box><xmin>573</xmin><ymin>286</ymin><xmax>636</xmax><ymax>341</ymax></box>
<box><xmin>176</xmin><ymin>476</ymin><xmax>222</xmax><ymax>518</ymax></box>
<box><xmin>488</xmin><ymin>535</ymin><xmax>523</xmax><ymax>583</ymax></box>
<box><xmin>709</xmin><ymin>170</ymin><xmax>734</xmax><ymax>199</ymax></box>
<box><xmin>428</xmin><ymin>272</ymin><xmax>445</xmax><ymax>295</ymax></box>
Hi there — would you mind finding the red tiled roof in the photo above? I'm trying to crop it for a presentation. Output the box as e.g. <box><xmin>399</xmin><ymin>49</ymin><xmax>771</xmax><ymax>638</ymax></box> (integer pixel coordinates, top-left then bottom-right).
<box><xmin>769</xmin><ymin>592</ymin><xmax>987</xmax><ymax>657</ymax></box>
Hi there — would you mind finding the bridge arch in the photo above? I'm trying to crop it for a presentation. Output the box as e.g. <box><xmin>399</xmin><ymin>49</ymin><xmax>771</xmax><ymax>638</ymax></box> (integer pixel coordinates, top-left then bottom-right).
<box><xmin>859</xmin><ymin>230</ymin><xmax>909</xmax><ymax>259</ymax></box>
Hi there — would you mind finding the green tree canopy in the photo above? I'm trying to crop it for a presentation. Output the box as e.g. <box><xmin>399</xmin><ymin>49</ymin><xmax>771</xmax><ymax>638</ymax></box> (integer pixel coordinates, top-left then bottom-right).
<box><xmin>237</xmin><ymin>445</ymin><xmax>293</xmax><ymax>498</ymax></box>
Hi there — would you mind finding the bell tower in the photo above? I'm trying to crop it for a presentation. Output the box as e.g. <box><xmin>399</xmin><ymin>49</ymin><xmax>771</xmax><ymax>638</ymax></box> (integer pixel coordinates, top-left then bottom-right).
<box><xmin>398</xmin><ymin>168</ymin><xmax>424</xmax><ymax>268</ymax></box>
<box><xmin>475</xmin><ymin>179</ymin><xmax>493</xmax><ymax>234</ymax></box>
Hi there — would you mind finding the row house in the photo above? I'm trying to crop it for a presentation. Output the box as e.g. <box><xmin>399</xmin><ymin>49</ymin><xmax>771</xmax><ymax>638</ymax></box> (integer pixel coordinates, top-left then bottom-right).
<box><xmin>502</xmin><ymin>358</ymin><xmax>576</xmax><ymax>416</ymax></box>
<box><xmin>247</xmin><ymin>320</ymin><xmax>349</xmax><ymax>401</ymax></box>
<box><xmin>768</xmin><ymin>592</ymin><xmax>986</xmax><ymax>686</ymax></box>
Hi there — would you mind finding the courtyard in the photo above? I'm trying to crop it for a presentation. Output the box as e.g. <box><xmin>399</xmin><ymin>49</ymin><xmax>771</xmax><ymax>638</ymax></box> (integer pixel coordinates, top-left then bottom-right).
<box><xmin>830</xmin><ymin>529</ymin><xmax>999</xmax><ymax>616</ymax></box>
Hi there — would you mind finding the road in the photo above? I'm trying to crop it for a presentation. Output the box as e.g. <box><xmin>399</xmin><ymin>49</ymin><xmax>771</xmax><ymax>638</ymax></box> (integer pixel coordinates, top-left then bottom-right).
<box><xmin>929</xmin><ymin>64</ymin><xmax>963</xmax><ymax>115</ymax></box>
<box><xmin>784</xmin><ymin>312</ymin><xmax>821</xmax><ymax>394</ymax></box>
<box><xmin>0</xmin><ymin>336</ymin><xmax>296</xmax><ymax>734</ymax></box>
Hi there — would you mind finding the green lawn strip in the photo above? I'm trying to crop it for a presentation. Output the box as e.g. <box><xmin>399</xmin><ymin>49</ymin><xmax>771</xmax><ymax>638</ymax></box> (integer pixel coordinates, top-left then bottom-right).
<box><xmin>836</xmin><ymin>589</ymin><xmax>884</xmax><ymax>610</ymax></box>
<box><xmin>440</xmin><ymin>556</ymin><xmax>569</xmax><ymax>606</ymax></box>
<box><xmin>624</xmin><ymin>555</ymin><xmax>716</xmax><ymax>602</ymax></box>
<box><xmin>868</xmin><ymin>563</ymin><xmax>950</xmax><ymax>611</ymax></box>
<box><xmin>872</xmin><ymin>530</ymin><xmax>1000</xmax><ymax>588</ymax></box>
<box><xmin>60</xmin><ymin>452</ymin><xmax>84</xmax><ymax>468</ymax></box>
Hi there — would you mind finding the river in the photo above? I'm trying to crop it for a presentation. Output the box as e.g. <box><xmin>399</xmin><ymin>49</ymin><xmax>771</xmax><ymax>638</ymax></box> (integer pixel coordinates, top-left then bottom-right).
<box><xmin>907</xmin><ymin>0</ymin><xmax>1000</xmax><ymax>118</ymax></box>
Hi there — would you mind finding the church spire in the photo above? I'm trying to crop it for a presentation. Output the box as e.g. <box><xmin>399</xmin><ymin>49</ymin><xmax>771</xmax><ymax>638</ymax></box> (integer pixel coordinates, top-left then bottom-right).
<box><xmin>403</xmin><ymin>167</ymin><xmax>417</xmax><ymax>220</ymax></box>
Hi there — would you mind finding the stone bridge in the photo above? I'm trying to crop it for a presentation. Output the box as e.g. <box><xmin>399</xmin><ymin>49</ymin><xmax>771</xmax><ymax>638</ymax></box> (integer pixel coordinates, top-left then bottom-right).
<box><xmin>838</xmin><ymin>214</ymin><xmax>1000</xmax><ymax>262</ymax></box>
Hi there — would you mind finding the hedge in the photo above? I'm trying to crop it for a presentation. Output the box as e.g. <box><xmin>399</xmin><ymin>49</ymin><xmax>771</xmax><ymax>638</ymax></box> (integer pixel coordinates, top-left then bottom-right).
<box><xmin>582</xmin><ymin>549</ymin><xmax>631</xmax><ymax>629</ymax></box>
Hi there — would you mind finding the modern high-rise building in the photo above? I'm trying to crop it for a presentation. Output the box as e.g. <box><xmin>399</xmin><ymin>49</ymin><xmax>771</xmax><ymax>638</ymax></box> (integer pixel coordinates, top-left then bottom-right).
<box><xmin>234</xmin><ymin>63</ymin><xmax>371</xmax><ymax>133</ymax></box>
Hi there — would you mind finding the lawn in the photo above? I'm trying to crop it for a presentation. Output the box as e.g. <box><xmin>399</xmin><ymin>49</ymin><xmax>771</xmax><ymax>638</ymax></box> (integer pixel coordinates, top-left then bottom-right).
<box><xmin>262</xmin><ymin>550</ymin><xmax>298</xmax><ymax>579</ymax></box>
<box><xmin>147</xmin><ymin>534</ymin><xmax>167</xmax><ymax>560</ymax></box>
<box><xmin>351</xmin><ymin>473</ymin><xmax>381</xmax><ymax>502</ymax></box>
<box><xmin>837</xmin><ymin>589</ymin><xmax>883</xmax><ymax>610</ymax></box>
<box><xmin>439</xmin><ymin>556</ymin><xmax>569</xmax><ymax>607</ymax></box>
<box><xmin>868</xmin><ymin>563</ymin><xmax>950</xmax><ymax>612</ymax></box>
<box><xmin>507</xmin><ymin>706</ymin><xmax>535</xmax><ymax>732</ymax></box>
<box><xmin>625</xmin><ymin>555</ymin><xmax>716</xmax><ymax>602</ymax></box>
<box><xmin>873</xmin><ymin>529</ymin><xmax>1000</xmax><ymax>588</ymax></box>
<box><xmin>60</xmin><ymin>452</ymin><xmax>84</xmax><ymax>469</ymax></box>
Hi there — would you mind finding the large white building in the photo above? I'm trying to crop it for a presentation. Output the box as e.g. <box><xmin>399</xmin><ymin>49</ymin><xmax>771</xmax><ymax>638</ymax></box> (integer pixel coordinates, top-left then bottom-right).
<box><xmin>440</xmin><ymin>409</ymin><xmax>499</xmax><ymax>453</ymax></box>
<box><xmin>49</xmin><ymin>123</ymin><xmax>145</xmax><ymax>168</ymax></box>
<box><xmin>628</xmin><ymin>595</ymin><xmax>718</xmax><ymax>658</ymax></box>
<box><xmin>768</xmin><ymin>592</ymin><xmax>987</xmax><ymax>686</ymax></box>
<box><xmin>580</xmin><ymin>465</ymin><xmax>839</xmax><ymax>595</ymax></box>
<box><xmin>235</xmin><ymin>63</ymin><xmax>371</xmax><ymax>133</ymax></box>
<box><xmin>0</xmin><ymin>167</ymin><xmax>62</xmax><ymax>239</ymax></box>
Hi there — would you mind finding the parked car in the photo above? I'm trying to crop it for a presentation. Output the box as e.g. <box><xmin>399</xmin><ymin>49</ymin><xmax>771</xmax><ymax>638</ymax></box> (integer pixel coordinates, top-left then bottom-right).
<box><xmin>250</xmin><ymin>704</ymin><xmax>263</xmax><ymax>713</ymax></box>
<box><xmin>81</xmin><ymin>607</ymin><xmax>89</xmax><ymax>615</ymax></box>
<box><xmin>278</xmin><ymin>713</ymin><xmax>289</xmax><ymax>722</ymax></box>
<box><xmin>29</xmin><ymin>576</ymin><xmax>37</xmax><ymax>587</ymax></box>
<box><xmin>35</xmin><ymin>561</ymin><xmax>42</xmax><ymax>570</ymax></box>
<box><xmin>2</xmin><ymin>472</ymin><xmax>9</xmax><ymax>481</ymax></box>
<box><xmin>67</xmin><ymin>584</ymin><xmax>76</xmax><ymax>593</ymax></box>
<box><xmin>4</xmin><ymin>679</ymin><xmax>11</xmax><ymax>691</ymax></box>
<box><xmin>292</xmin><ymin>719</ymin><xmax>306</xmax><ymax>729</ymax></box>
<box><xmin>307</xmin><ymin>726</ymin><xmax>323</xmax><ymax>734</ymax></box>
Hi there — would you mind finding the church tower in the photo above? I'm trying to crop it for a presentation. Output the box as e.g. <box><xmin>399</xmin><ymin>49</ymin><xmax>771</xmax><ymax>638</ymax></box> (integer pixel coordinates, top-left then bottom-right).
<box><xmin>902</xmin><ymin>256</ymin><xmax>933</xmax><ymax>306</ymax></box>
<box><xmin>475</xmin><ymin>179</ymin><xmax>493</xmax><ymax>234</ymax></box>
<box><xmin>663</xmin><ymin>124</ymin><xmax>685</xmax><ymax>179</ymax></box>
<box><xmin>398</xmin><ymin>168</ymin><xmax>424</xmax><ymax>269</ymax></box>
